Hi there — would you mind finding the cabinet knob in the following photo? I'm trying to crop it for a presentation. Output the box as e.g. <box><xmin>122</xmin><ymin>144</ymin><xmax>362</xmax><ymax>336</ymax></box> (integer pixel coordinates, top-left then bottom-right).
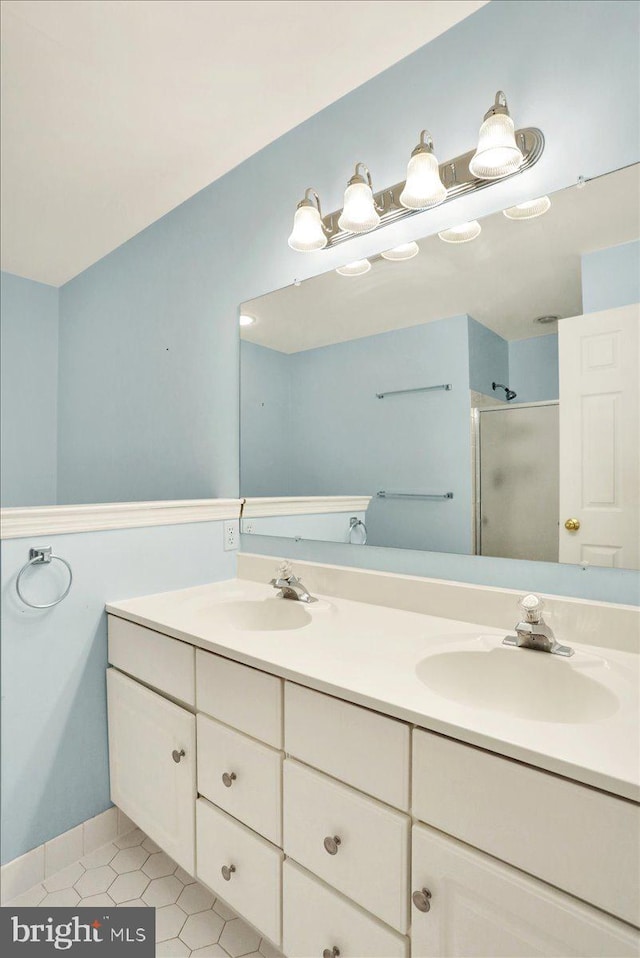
<box><xmin>323</xmin><ymin>835</ymin><xmax>342</xmax><ymax>855</ymax></box>
<box><xmin>564</xmin><ymin>518</ymin><xmax>580</xmax><ymax>531</ymax></box>
<box><xmin>221</xmin><ymin>864</ymin><xmax>236</xmax><ymax>881</ymax></box>
<box><xmin>322</xmin><ymin>949</ymin><xmax>340</xmax><ymax>958</ymax></box>
<box><xmin>222</xmin><ymin>771</ymin><xmax>237</xmax><ymax>788</ymax></box>
<box><xmin>412</xmin><ymin>888</ymin><xmax>432</xmax><ymax>913</ymax></box>
<box><xmin>172</xmin><ymin>749</ymin><xmax>186</xmax><ymax>764</ymax></box>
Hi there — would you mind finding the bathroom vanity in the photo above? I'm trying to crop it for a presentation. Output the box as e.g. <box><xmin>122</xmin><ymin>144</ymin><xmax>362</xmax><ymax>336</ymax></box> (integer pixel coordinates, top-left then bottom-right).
<box><xmin>105</xmin><ymin>565</ymin><xmax>639</xmax><ymax>957</ymax></box>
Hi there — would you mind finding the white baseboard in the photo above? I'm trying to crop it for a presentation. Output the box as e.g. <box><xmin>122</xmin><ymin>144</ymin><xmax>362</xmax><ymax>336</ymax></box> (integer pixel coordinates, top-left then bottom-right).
<box><xmin>0</xmin><ymin>806</ymin><xmax>135</xmax><ymax>904</ymax></box>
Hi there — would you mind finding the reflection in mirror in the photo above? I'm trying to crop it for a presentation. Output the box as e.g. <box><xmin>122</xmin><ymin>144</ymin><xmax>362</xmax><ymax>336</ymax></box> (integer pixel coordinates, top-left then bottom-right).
<box><xmin>240</xmin><ymin>165</ymin><xmax>640</xmax><ymax>570</ymax></box>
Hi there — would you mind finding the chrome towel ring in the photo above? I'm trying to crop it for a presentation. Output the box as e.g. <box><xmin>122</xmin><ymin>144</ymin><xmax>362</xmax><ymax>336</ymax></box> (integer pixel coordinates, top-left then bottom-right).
<box><xmin>349</xmin><ymin>516</ymin><xmax>367</xmax><ymax>545</ymax></box>
<box><xmin>16</xmin><ymin>547</ymin><xmax>73</xmax><ymax>609</ymax></box>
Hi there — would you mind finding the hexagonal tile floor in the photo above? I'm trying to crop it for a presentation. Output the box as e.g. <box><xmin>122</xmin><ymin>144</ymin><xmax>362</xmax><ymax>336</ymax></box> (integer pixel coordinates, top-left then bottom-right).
<box><xmin>6</xmin><ymin>826</ymin><xmax>283</xmax><ymax>958</ymax></box>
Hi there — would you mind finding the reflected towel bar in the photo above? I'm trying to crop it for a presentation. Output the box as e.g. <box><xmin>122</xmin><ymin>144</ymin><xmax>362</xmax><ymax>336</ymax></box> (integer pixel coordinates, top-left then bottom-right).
<box><xmin>376</xmin><ymin>383</ymin><xmax>452</xmax><ymax>399</ymax></box>
<box><xmin>377</xmin><ymin>491</ymin><xmax>454</xmax><ymax>500</ymax></box>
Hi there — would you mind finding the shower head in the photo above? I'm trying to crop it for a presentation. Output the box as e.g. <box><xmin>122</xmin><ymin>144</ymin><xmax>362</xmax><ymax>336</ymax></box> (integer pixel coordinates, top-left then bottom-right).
<box><xmin>492</xmin><ymin>381</ymin><xmax>517</xmax><ymax>402</ymax></box>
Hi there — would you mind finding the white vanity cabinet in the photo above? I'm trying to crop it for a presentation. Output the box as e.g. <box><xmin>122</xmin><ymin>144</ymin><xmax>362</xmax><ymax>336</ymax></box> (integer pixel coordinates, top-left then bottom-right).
<box><xmin>106</xmin><ymin>668</ymin><xmax>196</xmax><ymax>873</ymax></box>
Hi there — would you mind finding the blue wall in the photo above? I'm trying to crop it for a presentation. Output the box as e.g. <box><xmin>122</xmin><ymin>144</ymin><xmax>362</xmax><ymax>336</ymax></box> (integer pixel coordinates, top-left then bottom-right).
<box><xmin>240</xmin><ymin>341</ymin><xmax>292</xmax><ymax>497</ymax></box>
<box><xmin>582</xmin><ymin>239</ymin><xmax>640</xmax><ymax>313</ymax></box>
<box><xmin>467</xmin><ymin>317</ymin><xmax>508</xmax><ymax>397</ymax></box>
<box><xmin>1</xmin><ymin>273</ymin><xmax>59</xmax><ymax>506</ymax></box>
<box><xmin>55</xmin><ymin>0</ymin><xmax>640</xmax><ymax>506</ymax></box>
<box><xmin>0</xmin><ymin>523</ymin><xmax>235</xmax><ymax>865</ymax></box>
<box><xmin>509</xmin><ymin>334</ymin><xmax>559</xmax><ymax>404</ymax></box>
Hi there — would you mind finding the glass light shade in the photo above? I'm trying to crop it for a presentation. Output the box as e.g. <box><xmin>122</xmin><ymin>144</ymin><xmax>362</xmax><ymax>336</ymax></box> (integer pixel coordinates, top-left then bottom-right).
<box><xmin>503</xmin><ymin>196</ymin><xmax>551</xmax><ymax>220</ymax></box>
<box><xmin>438</xmin><ymin>221</ymin><xmax>481</xmax><ymax>244</ymax></box>
<box><xmin>239</xmin><ymin>314</ymin><xmax>255</xmax><ymax>326</ymax></box>
<box><xmin>399</xmin><ymin>152</ymin><xmax>447</xmax><ymax>210</ymax></box>
<box><xmin>335</xmin><ymin>259</ymin><xmax>371</xmax><ymax>276</ymax></box>
<box><xmin>338</xmin><ymin>182</ymin><xmax>380</xmax><ymax>233</ymax></box>
<box><xmin>380</xmin><ymin>242</ymin><xmax>420</xmax><ymax>261</ymax></box>
<box><xmin>288</xmin><ymin>204</ymin><xmax>327</xmax><ymax>251</ymax></box>
<box><xmin>469</xmin><ymin>113</ymin><xmax>523</xmax><ymax>180</ymax></box>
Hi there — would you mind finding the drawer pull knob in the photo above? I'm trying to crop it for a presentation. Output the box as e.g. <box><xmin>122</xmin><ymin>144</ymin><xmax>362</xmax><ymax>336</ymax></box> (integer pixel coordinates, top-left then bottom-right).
<box><xmin>222</xmin><ymin>771</ymin><xmax>237</xmax><ymax>788</ymax></box>
<box><xmin>323</xmin><ymin>835</ymin><xmax>342</xmax><ymax>855</ymax></box>
<box><xmin>412</xmin><ymin>888</ymin><xmax>432</xmax><ymax>913</ymax></box>
<box><xmin>172</xmin><ymin>749</ymin><xmax>186</xmax><ymax>764</ymax></box>
<box><xmin>322</xmin><ymin>949</ymin><xmax>340</xmax><ymax>958</ymax></box>
<box><xmin>221</xmin><ymin>864</ymin><xmax>236</xmax><ymax>881</ymax></box>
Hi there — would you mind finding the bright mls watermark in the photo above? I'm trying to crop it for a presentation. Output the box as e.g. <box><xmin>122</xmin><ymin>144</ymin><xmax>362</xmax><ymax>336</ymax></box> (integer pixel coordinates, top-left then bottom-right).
<box><xmin>0</xmin><ymin>907</ymin><xmax>154</xmax><ymax>955</ymax></box>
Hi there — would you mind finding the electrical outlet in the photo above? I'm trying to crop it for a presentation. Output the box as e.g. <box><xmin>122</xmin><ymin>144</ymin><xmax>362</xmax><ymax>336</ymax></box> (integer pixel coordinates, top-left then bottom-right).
<box><xmin>224</xmin><ymin>520</ymin><xmax>239</xmax><ymax>551</ymax></box>
<box><xmin>243</xmin><ymin>521</ymin><xmax>255</xmax><ymax>534</ymax></box>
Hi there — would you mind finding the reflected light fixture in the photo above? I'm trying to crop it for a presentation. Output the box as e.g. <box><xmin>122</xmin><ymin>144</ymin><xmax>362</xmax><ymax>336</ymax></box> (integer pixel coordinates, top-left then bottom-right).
<box><xmin>438</xmin><ymin>221</ymin><xmax>481</xmax><ymax>244</ymax></box>
<box><xmin>239</xmin><ymin>314</ymin><xmax>256</xmax><ymax>326</ymax></box>
<box><xmin>335</xmin><ymin>259</ymin><xmax>371</xmax><ymax>276</ymax></box>
<box><xmin>503</xmin><ymin>196</ymin><xmax>551</xmax><ymax>220</ymax></box>
<box><xmin>338</xmin><ymin>164</ymin><xmax>381</xmax><ymax>233</ymax></box>
<box><xmin>381</xmin><ymin>242</ymin><xmax>420</xmax><ymax>261</ymax></box>
<box><xmin>469</xmin><ymin>91</ymin><xmax>524</xmax><ymax>180</ymax></box>
<box><xmin>288</xmin><ymin>189</ymin><xmax>328</xmax><ymax>251</ymax></box>
<box><xmin>399</xmin><ymin>131</ymin><xmax>447</xmax><ymax>210</ymax></box>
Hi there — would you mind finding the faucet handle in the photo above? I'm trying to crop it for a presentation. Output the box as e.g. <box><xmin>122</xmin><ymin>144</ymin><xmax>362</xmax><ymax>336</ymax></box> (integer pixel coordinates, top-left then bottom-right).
<box><xmin>277</xmin><ymin>560</ymin><xmax>293</xmax><ymax>580</ymax></box>
<box><xmin>519</xmin><ymin>593</ymin><xmax>544</xmax><ymax>622</ymax></box>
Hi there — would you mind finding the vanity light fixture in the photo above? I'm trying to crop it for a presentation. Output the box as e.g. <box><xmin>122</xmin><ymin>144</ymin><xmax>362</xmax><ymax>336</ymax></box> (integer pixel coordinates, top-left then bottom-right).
<box><xmin>288</xmin><ymin>189</ymin><xmax>328</xmax><ymax>251</ymax></box>
<box><xmin>335</xmin><ymin>259</ymin><xmax>372</xmax><ymax>276</ymax></box>
<box><xmin>503</xmin><ymin>195</ymin><xmax>551</xmax><ymax>220</ymax></box>
<box><xmin>399</xmin><ymin>131</ymin><xmax>447</xmax><ymax>210</ymax></box>
<box><xmin>338</xmin><ymin>164</ymin><xmax>381</xmax><ymax>233</ymax></box>
<box><xmin>239</xmin><ymin>314</ymin><xmax>256</xmax><ymax>326</ymax></box>
<box><xmin>469</xmin><ymin>91</ymin><xmax>524</xmax><ymax>180</ymax></box>
<box><xmin>380</xmin><ymin>242</ymin><xmax>420</xmax><ymax>261</ymax></box>
<box><xmin>438</xmin><ymin>221</ymin><xmax>482</xmax><ymax>244</ymax></box>
<box><xmin>287</xmin><ymin>92</ymin><xmax>543</xmax><ymax>252</ymax></box>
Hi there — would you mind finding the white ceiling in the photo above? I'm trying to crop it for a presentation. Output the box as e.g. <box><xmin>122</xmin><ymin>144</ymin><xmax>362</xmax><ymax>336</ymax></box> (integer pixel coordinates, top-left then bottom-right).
<box><xmin>0</xmin><ymin>0</ymin><xmax>487</xmax><ymax>287</ymax></box>
<box><xmin>242</xmin><ymin>164</ymin><xmax>640</xmax><ymax>348</ymax></box>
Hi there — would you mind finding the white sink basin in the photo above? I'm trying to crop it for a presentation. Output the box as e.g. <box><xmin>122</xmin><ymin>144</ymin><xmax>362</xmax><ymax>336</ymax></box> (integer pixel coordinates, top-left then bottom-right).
<box><xmin>213</xmin><ymin>597</ymin><xmax>312</xmax><ymax>631</ymax></box>
<box><xmin>416</xmin><ymin>637</ymin><xmax>620</xmax><ymax>724</ymax></box>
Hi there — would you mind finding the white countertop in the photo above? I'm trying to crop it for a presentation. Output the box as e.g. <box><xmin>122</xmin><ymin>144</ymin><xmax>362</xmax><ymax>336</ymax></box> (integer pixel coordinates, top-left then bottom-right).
<box><xmin>106</xmin><ymin>578</ymin><xmax>640</xmax><ymax>802</ymax></box>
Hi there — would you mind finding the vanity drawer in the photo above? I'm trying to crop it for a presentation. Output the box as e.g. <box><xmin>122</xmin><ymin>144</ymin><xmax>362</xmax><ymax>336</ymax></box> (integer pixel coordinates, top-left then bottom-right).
<box><xmin>283</xmin><ymin>759</ymin><xmax>410</xmax><ymax>934</ymax></box>
<box><xmin>283</xmin><ymin>860</ymin><xmax>409</xmax><ymax>958</ymax></box>
<box><xmin>108</xmin><ymin>615</ymin><xmax>195</xmax><ymax>705</ymax></box>
<box><xmin>412</xmin><ymin>728</ymin><xmax>640</xmax><ymax>926</ymax></box>
<box><xmin>196</xmin><ymin>797</ymin><xmax>282</xmax><ymax>946</ymax></box>
<box><xmin>196</xmin><ymin>648</ymin><xmax>282</xmax><ymax>748</ymax></box>
<box><xmin>197</xmin><ymin>713</ymin><xmax>282</xmax><ymax>845</ymax></box>
<box><xmin>284</xmin><ymin>682</ymin><xmax>410</xmax><ymax>810</ymax></box>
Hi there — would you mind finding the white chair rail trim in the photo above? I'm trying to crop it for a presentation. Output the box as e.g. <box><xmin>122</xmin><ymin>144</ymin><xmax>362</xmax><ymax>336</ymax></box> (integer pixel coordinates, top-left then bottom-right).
<box><xmin>242</xmin><ymin>496</ymin><xmax>372</xmax><ymax>518</ymax></box>
<box><xmin>0</xmin><ymin>499</ymin><xmax>242</xmax><ymax>539</ymax></box>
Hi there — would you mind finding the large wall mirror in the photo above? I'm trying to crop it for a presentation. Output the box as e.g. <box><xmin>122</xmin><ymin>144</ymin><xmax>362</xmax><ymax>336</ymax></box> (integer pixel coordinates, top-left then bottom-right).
<box><xmin>240</xmin><ymin>164</ymin><xmax>640</xmax><ymax>571</ymax></box>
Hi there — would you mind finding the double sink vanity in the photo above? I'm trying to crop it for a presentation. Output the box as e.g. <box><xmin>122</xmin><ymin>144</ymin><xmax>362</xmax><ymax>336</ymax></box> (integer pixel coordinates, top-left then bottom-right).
<box><xmin>105</xmin><ymin>555</ymin><xmax>639</xmax><ymax>957</ymax></box>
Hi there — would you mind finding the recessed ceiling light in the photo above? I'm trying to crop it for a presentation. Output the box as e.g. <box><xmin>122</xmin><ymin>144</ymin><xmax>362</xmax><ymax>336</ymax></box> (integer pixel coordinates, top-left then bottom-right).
<box><xmin>534</xmin><ymin>314</ymin><xmax>559</xmax><ymax>325</ymax></box>
<box><xmin>381</xmin><ymin>242</ymin><xmax>420</xmax><ymax>261</ymax></box>
<box><xmin>239</xmin><ymin>314</ymin><xmax>256</xmax><ymax>326</ymax></box>
<box><xmin>335</xmin><ymin>259</ymin><xmax>372</xmax><ymax>276</ymax></box>
<box><xmin>503</xmin><ymin>196</ymin><xmax>551</xmax><ymax>220</ymax></box>
<box><xmin>438</xmin><ymin>221</ymin><xmax>481</xmax><ymax>244</ymax></box>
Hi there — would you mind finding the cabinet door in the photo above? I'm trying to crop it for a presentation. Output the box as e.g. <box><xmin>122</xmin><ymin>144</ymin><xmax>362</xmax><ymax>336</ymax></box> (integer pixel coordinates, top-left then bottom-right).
<box><xmin>107</xmin><ymin>668</ymin><xmax>196</xmax><ymax>873</ymax></box>
<box><xmin>411</xmin><ymin>824</ymin><xmax>639</xmax><ymax>958</ymax></box>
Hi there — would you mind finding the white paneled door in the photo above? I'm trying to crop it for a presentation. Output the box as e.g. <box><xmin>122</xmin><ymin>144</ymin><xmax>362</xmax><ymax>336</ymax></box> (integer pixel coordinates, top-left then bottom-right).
<box><xmin>558</xmin><ymin>303</ymin><xmax>640</xmax><ymax>569</ymax></box>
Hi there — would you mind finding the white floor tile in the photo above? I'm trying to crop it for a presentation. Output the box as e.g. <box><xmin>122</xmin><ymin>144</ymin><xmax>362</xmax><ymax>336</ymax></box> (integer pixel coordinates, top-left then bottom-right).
<box><xmin>4</xmin><ymin>883</ymin><xmax>47</xmax><ymax>908</ymax></box>
<box><xmin>117</xmin><ymin>809</ymin><xmax>136</xmax><ymax>836</ymax></box>
<box><xmin>177</xmin><ymin>882</ymin><xmax>215</xmax><ymax>915</ymax></box>
<box><xmin>109</xmin><ymin>871</ymin><xmax>150</xmax><ymax>904</ymax></box>
<box><xmin>142</xmin><ymin>851</ymin><xmax>177</xmax><ymax>878</ymax></box>
<box><xmin>156</xmin><ymin>938</ymin><xmax>191</xmax><ymax>957</ymax></box>
<box><xmin>142</xmin><ymin>836</ymin><xmax>161</xmax><ymax>854</ymax></box>
<box><xmin>259</xmin><ymin>937</ymin><xmax>284</xmax><ymax>958</ymax></box>
<box><xmin>115</xmin><ymin>827</ymin><xmax>146</xmax><ymax>849</ymax></box>
<box><xmin>78</xmin><ymin>893</ymin><xmax>115</xmax><ymax>907</ymax></box>
<box><xmin>180</xmin><ymin>910</ymin><xmax>225</xmax><ymax>950</ymax></box>
<box><xmin>1</xmin><ymin>844</ymin><xmax>45</xmax><ymax>904</ymax></box>
<box><xmin>156</xmin><ymin>903</ymin><xmax>188</xmax><ymax>942</ymax></box>
<box><xmin>75</xmin><ymin>865</ymin><xmax>118</xmax><ymax>898</ymax></box>
<box><xmin>45</xmin><ymin>825</ymin><xmax>84</xmax><ymax>878</ymax></box>
<box><xmin>142</xmin><ymin>875</ymin><xmax>184</xmax><ymax>907</ymax></box>
<box><xmin>219</xmin><ymin>918</ymin><xmax>261</xmax><ymax>957</ymax></box>
<box><xmin>41</xmin><ymin>888</ymin><xmax>81</xmax><ymax>907</ymax></box>
<box><xmin>212</xmin><ymin>897</ymin><xmax>237</xmax><ymax>921</ymax></box>
<box><xmin>117</xmin><ymin>898</ymin><xmax>149</xmax><ymax>907</ymax></box>
<box><xmin>81</xmin><ymin>841</ymin><xmax>119</xmax><ymax>869</ymax></box>
<box><xmin>175</xmin><ymin>866</ymin><xmax>197</xmax><ymax>885</ymax></box>
<box><xmin>44</xmin><ymin>861</ymin><xmax>85</xmax><ymax>892</ymax></box>
<box><xmin>111</xmin><ymin>845</ymin><xmax>149</xmax><ymax>874</ymax></box>
<box><xmin>83</xmin><ymin>808</ymin><xmax>119</xmax><ymax>855</ymax></box>
<box><xmin>191</xmin><ymin>946</ymin><xmax>228</xmax><ymax>957</ymax></box>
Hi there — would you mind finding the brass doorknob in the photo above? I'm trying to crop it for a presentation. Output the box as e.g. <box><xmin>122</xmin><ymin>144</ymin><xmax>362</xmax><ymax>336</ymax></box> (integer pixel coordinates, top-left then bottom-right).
<box><xmin>564</xmin><ymin>518</ymin><xmax>580</xmax><ymax>531</ymax></box>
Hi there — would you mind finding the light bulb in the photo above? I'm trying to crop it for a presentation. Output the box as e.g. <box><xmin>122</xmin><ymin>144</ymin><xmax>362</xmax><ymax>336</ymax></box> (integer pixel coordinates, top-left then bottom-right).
<box><xmin>338</xmin><ymin>164</ymin><xmax>380</xmax><ymax>233</ymax></box>
<box><xmin>335</xmin><ymin>259</ymin><xmax>371</xmax><ymax>276</ymax></box>
<box><xmin>239</xmin><ymin>314</ymin><xmax>255</xmax><ymax>326</ymax></box>
<box><xmin>438</xmin><ymin>221</ymin><xmax>481</xmax><ymax>244</ymax></box>
<box><xmin>288</xmin><ymin>189</ymin><xmax>327</xmax><ymax>251</ymax></box>
<box><xmin>503</xmin><ymin>196</ymin><xmax>551</xmax><ymax>220</ymax></box>
<box><xmin>381</xmin><ymin>242</ymin><xmax>419</xmax><ymax>261</ymax></box>
<box><xmin>469</xmin><ymin>91</ymin><xmax>524</xmax><ymax>180</ymax></box>
<box><xmin>399</xmin><ymin>131</ymin><xmax>447</xmax><ymax>210</ymax></box>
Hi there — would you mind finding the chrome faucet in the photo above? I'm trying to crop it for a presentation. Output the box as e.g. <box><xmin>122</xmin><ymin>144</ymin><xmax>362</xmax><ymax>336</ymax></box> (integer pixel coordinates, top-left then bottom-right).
<box><xmin>270</xmin><ymin>561</ymin><xmax>317</xmax><ymax>603</ymax></box>
<box><xmin>503</xmin><ymin>594</ymin><xmax>574</xmax><ymax>657</ymax></box>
